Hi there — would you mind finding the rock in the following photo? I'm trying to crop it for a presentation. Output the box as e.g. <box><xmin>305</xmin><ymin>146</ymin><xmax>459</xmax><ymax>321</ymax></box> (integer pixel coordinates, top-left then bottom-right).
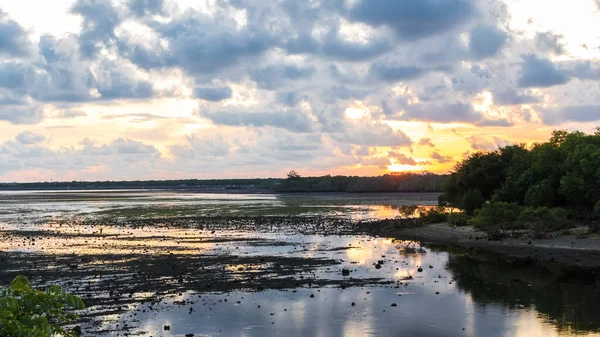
<box><xmin>164</xmin><ymin>325</ymin><xmax>171</xmax><ymax>331</ymax></box>
<box><xmin>186</xmin><ymin>334</ymin><xmax>194</xmax><ymax>337</ymax></box>
<box><xmin>375</xmin><ymin>263</ymin><xmax>382</xmax><ymax>269</ymax></box>
<box><xmin>391</xmin><ymin>303</ymin><xmax>397</xmax><ymax>307</ymax></box>
<box><xmin>310</xmin><ymin>294</ymin><xmax>315</xmax><ymax>298</ymax></box>
<box><xmin>341</xmin><ymin>268</ymin><xmax>350</xmax><ymax>276</ymax></box>
<box><xmin>351</xmin><ymin>302</ymin><xmax>355</xmax><ymax>306</ymax></box>
<box><xmin>417</xmin><ymin>267</ymin><xmax>423</xmax><ymax>272</ymax></box>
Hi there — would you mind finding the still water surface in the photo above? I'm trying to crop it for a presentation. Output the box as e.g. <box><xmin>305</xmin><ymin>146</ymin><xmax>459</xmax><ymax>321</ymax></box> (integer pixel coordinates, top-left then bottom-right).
<box><xmin>0</xmin><ymin>190</ymin><xmax>598</xmax><ymax>336</ymax></box>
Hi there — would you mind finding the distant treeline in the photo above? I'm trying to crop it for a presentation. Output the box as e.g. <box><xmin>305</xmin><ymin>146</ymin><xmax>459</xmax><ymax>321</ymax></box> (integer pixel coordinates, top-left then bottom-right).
<box><xmin>0</xmin><ymin>172</ymin><xmax>449</xmax><ymax>193</ymax></box>
<box><xmin>276</xmin><ymin>172</ymin><xmax>448</xmax><ymax>192</ymax></box>
<box><xmin>440</xmin><ymin>128</ymin><xmax>600</xmax><ymax>217</ymax></box>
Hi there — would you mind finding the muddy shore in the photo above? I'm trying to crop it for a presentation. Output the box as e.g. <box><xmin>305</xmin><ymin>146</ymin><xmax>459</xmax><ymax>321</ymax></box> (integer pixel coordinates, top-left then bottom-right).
<box><xmin>387</xmin><ymin>223</ymin><xmax>600</xmax><ymax>269</ymax></box>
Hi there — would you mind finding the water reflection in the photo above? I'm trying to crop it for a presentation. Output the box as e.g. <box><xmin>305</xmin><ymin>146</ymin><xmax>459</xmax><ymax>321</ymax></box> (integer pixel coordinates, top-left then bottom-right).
<box><xmin>98</xmin><ymin>237</ymin><xmax>600</xmax><ymax>337</ymax></box>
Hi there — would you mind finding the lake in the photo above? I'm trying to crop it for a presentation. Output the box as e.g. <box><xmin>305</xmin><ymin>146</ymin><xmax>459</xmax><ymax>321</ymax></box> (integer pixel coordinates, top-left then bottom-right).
<box><xmin>0</xmin><ymin>190</ymin><xmax>598</xmax><ymax>337</ymax></box>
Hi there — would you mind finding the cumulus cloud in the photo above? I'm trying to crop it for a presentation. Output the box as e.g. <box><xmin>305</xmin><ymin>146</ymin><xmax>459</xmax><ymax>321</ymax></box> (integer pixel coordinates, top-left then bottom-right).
<box><xmin>542</xmin><ymin>105</ymin><xmax>600</xmax><ymax>124</ymax></box>
<box><xmin>469</xmin><ymin>25</ymin><xmax>508</xmax><ymax>59</ymax></box>
<box><xmin>348</xmin><ymin>0</ymin><xmax>476</xmax><ymax>41</ymax></box>
<box><xmin>535</xmin><ymin>31</ymin><xmax>565</xmax><ymax>55</ymax></box>
<box><xmin>194</xmin><ymin>86</ymin><xmax>233</xmax><ymax>102</ymax></box>
<box><xmin>16</xmin><ymin>131</ymin><xmax>45</xmax><ymax>145</ymax></box>
<box><xmin>200</xmin><ymin>109</ymin><xmax>314</xmax><ymax>133</ymax></box>
<box><xmin>518</xmin><ymin>55</ymin><xmax>570</xmax><ymax>88</ymax></box>
<box><xmin>431</xmin><ymin>151</ymin><xmax>453</xmax><ymax>163</ymax></box>
<box><xmin>0</xmin><ymin>9</ymin><xmax>32</xmax><ymax>57</ymax></box>
<box><xmin>71</xmin><ymin>0</ymin><xmax>122</xmax><ymax>58</ymax></box>
<box><xmin>492</xmin><ymin>89</ymin><xmax>540</xmax><ymax>105</ymax></box>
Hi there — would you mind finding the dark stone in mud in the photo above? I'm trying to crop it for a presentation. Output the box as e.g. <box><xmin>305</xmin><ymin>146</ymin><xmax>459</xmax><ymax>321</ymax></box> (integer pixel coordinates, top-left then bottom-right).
<box><xmin>417</xmin><ymin>267</ymin><xmax>423</xmax><ymax>272</ymax></box>
<box><xmin>310</xmin><ymin>294</ymin><xmax>315</xmax><ymax>298</ymax></box>
<box><xmin>351</xmin><ymin>302</ymin><xmax>355</xmax><ymax>306</ymax></box>
<box><xmin>375</xmin><ymin>263</ymin><xmax>382</xmax><ymax>269</ymax></box>
<box><xmin>342</xmin><ymin>268</ymin><xmax>350</xmax><ymax>276</ymax></box>
<box><xmin>164</xmin><ymin>325</ymin><xmax>171</xmax><ymax>331</ymax></box>
<box><xmin>391</xmin><ymin>303</ymin><xmax>397</xmax><ymax>307</ymax></box>
<box><xmin>186</xmin><ymin>334</ymin><xmax>194</xmax><ymax>337</ymax></box>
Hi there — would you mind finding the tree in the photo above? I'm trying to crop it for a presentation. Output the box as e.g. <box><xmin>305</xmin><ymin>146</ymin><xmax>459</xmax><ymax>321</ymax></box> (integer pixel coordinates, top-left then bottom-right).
<box><xmin>0</xmin><ymin>275</ymin><xmax>85</xmax><ymax>337</ymax></box>
<box><xmin>286</xmin><ymin>170</ymin><xmax>300</xmax><ymax>180</ymax></box>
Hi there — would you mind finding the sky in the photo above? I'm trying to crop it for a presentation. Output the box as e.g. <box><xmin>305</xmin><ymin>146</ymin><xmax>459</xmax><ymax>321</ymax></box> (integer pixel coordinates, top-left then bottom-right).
<box><xmin>1</xmin><ymin>0</ymin><xmax>599</xmax><ymax>182</ymax></box>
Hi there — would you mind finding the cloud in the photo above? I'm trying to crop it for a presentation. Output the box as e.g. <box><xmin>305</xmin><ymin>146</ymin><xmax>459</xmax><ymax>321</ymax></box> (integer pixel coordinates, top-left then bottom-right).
<box><xmin>387</xmin><ymin>151</ymin><xmax>417</xmax><ymax>165</ymax></box>
<box><xmin>469</xmin><ymin>25</ymin><xmax>507</xmax><ymax>59</ymax></box>
<box><xmin>348</xmin><ymin>0</ymin><xmax>476</xmax><ymax>41</ymax></box>
<box><xmin>535</xmin><ymin>31</ymin><xmax>565</xmax><ymax>55</ymax></box>
<box><xmin>418</xmin><ymin>138</ymin><xmax>435</xmax><ymax>147</ymax></box>
<box><xmin>542</xmin><ymin>105</ymin><xmax>600</xmax><ymax>124</ymax></box>
<box><xmin>194</xmin><ymin>86</ymin><xmax>233</xmax><ymax>102</ymax></box>
<box><xmin>250</xmin><ymin>64</ymin><xmax>315</xmax><ymax>90</ymax></box>
<box><xmin>402</xmin><ymin>102</ymin><xmax>483</xmax><ymax>123</ymax></box>
<box><xmin>71</xmin><ymin>0</ymin><xmax>122</xmax><ymax>58</ymax></box>
<box><xmin>517</xmin><ymin>55</ymin><xmax>570</xmax><ymax>88</ymax></box>
<box><xmin>200</xmin><ymin>109</ymin><xmax>314</xmax><ymax>133</ymax></box>
<box><xmin>0</xmin><ymin>9</ymin><xmax>32</xmax><ymax>57</ymax></box>
<box><xmin>332</xmin><ymin>120</ymin><xmax>412</xmax><ymax>147</ymax></box>
<box><xmin>0</xmin><ymin>105</ymin><xmax>46</xmax><ymax>124</ymax></box>
<box><xmin>369</xmin><ymin>62</ymin><xmax>426</xmax><ymax>82</ymax></box>
<box><xmin>127</xmin><ymin>0</ymin><xmax>164</xmax><ymax>17</ymax></box>
<box><xmin>467</xmin><ymin>135</ymin><xmax>510</xmax><ymax>151</ymax></box>
<box><xmin>170</xmin><ymin>134</ymin><xmax>231</xmax><ymax>160</ymax></box>
<box><xmin>276</xmin><ymin>92</ymin><xmax>301</xmax><ymax>107</ymax></box>
<box><xmin>431</xmin><ymin>151</ymin><xmax>453</xmax><ymax>163</ymax></box>
<box><xmin>121</xmin><ymin>9</ymin><xmax>274</xmax><ymax>74</ymax></box>
<box><xmin>492</xmin><ymin>89</ymin><xmax>540</xmax><ymax>105</ymax></box>
<box><xmin>16</xmin><ymin>131</ymin><xmax>45</xmax><ymax>145</ymax></box>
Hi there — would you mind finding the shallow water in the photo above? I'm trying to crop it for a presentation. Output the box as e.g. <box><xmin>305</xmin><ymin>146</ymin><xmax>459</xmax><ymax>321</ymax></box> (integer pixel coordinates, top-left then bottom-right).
<box><xmin>0</xmin><ymin>190</ymin><xmax>599</xmax><ymax>337</ymax></box>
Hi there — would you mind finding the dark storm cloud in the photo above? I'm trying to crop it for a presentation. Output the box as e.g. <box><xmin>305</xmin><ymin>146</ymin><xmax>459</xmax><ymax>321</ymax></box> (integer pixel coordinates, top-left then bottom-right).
<box><xmin>535</xmin><ymin>31</ymin><xmax>565</xmax><ymax>55</ymax></box>
<box><xmin>71</xmin><ymin>0</ymin><xmax>122</xmax><ymax>58</ymax></box>
<box><xmin>348</xmin><ymin>0</ymin><xmax>477</xmax><ymax>41</ymax></box>
<box><xmin>368</xmin><ymin>61</ymin><xmax>426</xmax><ymax>82</ymax></box>
<box><xmin>517</xmin><ymin>55</ymin><xmax>570</xmax><ymax>88</ymax></box>
<box><xmin>194</xmin><ymin>86</ymin><xmax>233</xmax><ymax>102</ymax></box>
<box><xmin>0</xmin><ymin>8</ymin><xmax>32</xmax><ymax>57</ymax></box>
<box><xmin>201</xmin><ymin>109</ymin><xmax>314</xmax><ymax>133</ymax></box>
<box><xmin>249</xmin><ymin>64</ymin><xmax>315</xmax><ymax>90</ymax></box>
<box><xmin>127</xmin><ymin>0</ymin><xmax>164</xmax><ymax>17</ymax></box>
<box><xmin>469</xmin><ymin>25</ymin><xmax>508</xmax><ymax>59</ymax></box>
<box><xmin>493</xmin><ymin>89</ymin><xmax>540</xmax><ymax>105</ymax></box>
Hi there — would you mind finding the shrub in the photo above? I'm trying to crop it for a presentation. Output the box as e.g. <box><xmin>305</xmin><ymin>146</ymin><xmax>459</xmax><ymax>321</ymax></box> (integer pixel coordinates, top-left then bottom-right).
<box><xmin>468</xmin><ymin>202</ymin><xmax>524</xmax><ymax>239</ymax></box>
<box><xmin>594</xmin><ymin>200</ymin><xmax>600</xmax><ymax>220</ymax></box>
<box><xmin>398</xmin><ymin>204</ymin><xmax>419</xmax><ymax>218</ymax></box>
<box><xmin>0</xmin><ymin>275</ymin><xmax>85</xmax><ymax>337</ymax></box>
<box><xmin>417</xmin><ymin>206</ymin><xmax>449</xmax><ymax>225</ymax></box>
<box><xmin>448</xmin><ymin>212</ymin><xmax>470</xmax><ymax>227</ymax></box>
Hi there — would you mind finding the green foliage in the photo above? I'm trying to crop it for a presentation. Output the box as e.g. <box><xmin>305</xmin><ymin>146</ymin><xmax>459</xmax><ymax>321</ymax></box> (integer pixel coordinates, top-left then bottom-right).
<box><xmin>398</xmin><ymin>204</ymin><xmax>419</xmax><ymax>218</ymax></box>
<box><xmin>417</xmin><ymin>206</ymin><xmax>449</xmax><ymax>225</ymax></box>
<box><xmin>0</xmin><ymin>275</ymin><xmax>85</xmax><ymax>337</ymax></box>
<box><xmin>468</xmin><ymin>202</ymin><xmax>525</xmax><ymax>239</ymax></box>
<box><xmin>594</xmin><ymin>200</ymin><xmax>600</xmax><ymax>221</ymax></box>
<box><xmin>448</xmin><ymin>212</ymin><xmax>470</xmax><ymax>227</ymax></box>
<box><xmin>440</xmin><ymin>128</ymin><xmax>600</xmax><ymax>230</ymax></box>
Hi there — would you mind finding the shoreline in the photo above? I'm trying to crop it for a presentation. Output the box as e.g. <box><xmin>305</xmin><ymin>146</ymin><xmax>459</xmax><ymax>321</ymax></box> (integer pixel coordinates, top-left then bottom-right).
<box><xmin>385</xmin><ymin>223</ymin><xmax>600</xmax><ymax>269</ymax></box>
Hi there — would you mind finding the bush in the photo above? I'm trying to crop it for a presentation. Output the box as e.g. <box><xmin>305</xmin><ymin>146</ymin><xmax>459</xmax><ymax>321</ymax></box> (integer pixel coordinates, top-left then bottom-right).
<box><xmin>398</xmin><ymin>204</ymin><xmax>419</xmax><ymax>218</ymax></box>
<box><xmin>417</xmin><ymin>206</ymin><xmax>449</xmax><ymax>225</ymax></box>
<box><xmin>594</xmin><ymin>200</ymin><xmax>600</xmax><ymax>220</ymax></box>
<box><xmin>448</xmin><ymin>212</ymin><xmax>470</xmax><ymax>227</ymax></box>
<box><xmin>0</xmin><ymin>275</ymin><xmax>85</xmax><ymax>337</ymax></box>
<box><xmin>468</xmin><ymin>202</ymin><xmax>525</xmax><ymax>239</ymax></box>
<box><xmin>519</xmin><ymin>207</ymin><xmax>572</xmax><ymax>233</ymax></box>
